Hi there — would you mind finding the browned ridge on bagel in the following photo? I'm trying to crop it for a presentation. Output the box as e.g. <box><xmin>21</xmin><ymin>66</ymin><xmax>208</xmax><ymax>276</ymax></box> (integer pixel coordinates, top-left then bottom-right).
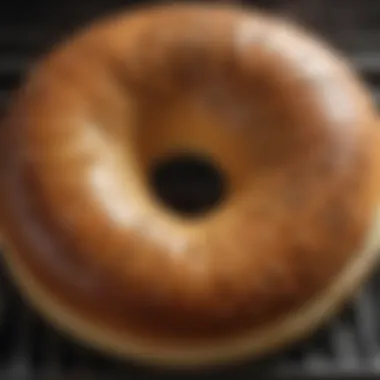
<box><xmin>0</xmin><ymin>2</ymin><xmax>380</xmax><ymax>368</ymax></box>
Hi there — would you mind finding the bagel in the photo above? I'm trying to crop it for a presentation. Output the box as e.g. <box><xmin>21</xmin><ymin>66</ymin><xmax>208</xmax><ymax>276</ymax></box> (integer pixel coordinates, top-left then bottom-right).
<box><xmin>0</xmin><ymin>3</ymin><xmax>380</xmax><ymax>368</ymax></box>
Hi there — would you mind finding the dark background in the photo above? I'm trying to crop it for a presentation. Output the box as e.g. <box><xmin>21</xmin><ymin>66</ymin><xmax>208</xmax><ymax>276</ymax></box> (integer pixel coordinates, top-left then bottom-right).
<box><xmin>0</xmin><ymin>0</ymin><xmax>380</xmax><ymax>378</ymax></box>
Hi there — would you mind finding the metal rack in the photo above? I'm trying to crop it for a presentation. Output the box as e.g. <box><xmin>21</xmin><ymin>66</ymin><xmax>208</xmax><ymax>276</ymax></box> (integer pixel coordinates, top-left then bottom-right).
<box><xmin>0</xmin><ymin>0</ymin><xmax>380</xmax><ymax>378</ymax></box>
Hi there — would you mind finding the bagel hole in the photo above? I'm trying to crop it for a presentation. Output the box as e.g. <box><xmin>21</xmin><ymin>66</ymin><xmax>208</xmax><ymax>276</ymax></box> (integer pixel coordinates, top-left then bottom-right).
<box><xmin>149</xmin><ymin>154</ymin><xmax>226</xmax><ymax>217</ymax></box>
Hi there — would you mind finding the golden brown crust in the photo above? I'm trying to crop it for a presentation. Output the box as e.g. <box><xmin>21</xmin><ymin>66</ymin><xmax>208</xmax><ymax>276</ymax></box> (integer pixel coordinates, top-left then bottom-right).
<box><xmin>0</xmin><ymin>3</ymin><xmax>379</xmax><ymax>366</ymax></box>
<box><xmin>3</xmin><ymin>209</ymin><xmax>380</xmax><ymax>367</ymax></box>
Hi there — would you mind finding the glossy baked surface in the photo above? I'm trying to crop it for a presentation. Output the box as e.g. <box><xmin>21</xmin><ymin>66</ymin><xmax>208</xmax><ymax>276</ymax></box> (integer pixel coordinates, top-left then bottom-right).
<box><xmin>0</xmin><ymin>3</ymin><xmax>379</xmax><ymax>364</ymax></box>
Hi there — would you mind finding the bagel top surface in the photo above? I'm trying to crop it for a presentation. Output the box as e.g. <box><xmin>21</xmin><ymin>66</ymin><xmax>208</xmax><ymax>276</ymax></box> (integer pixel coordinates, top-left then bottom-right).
<box><xmin>0</xmin><ymin>3</ymin><xmax>379</xmax><ymax>353</ymax></box>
